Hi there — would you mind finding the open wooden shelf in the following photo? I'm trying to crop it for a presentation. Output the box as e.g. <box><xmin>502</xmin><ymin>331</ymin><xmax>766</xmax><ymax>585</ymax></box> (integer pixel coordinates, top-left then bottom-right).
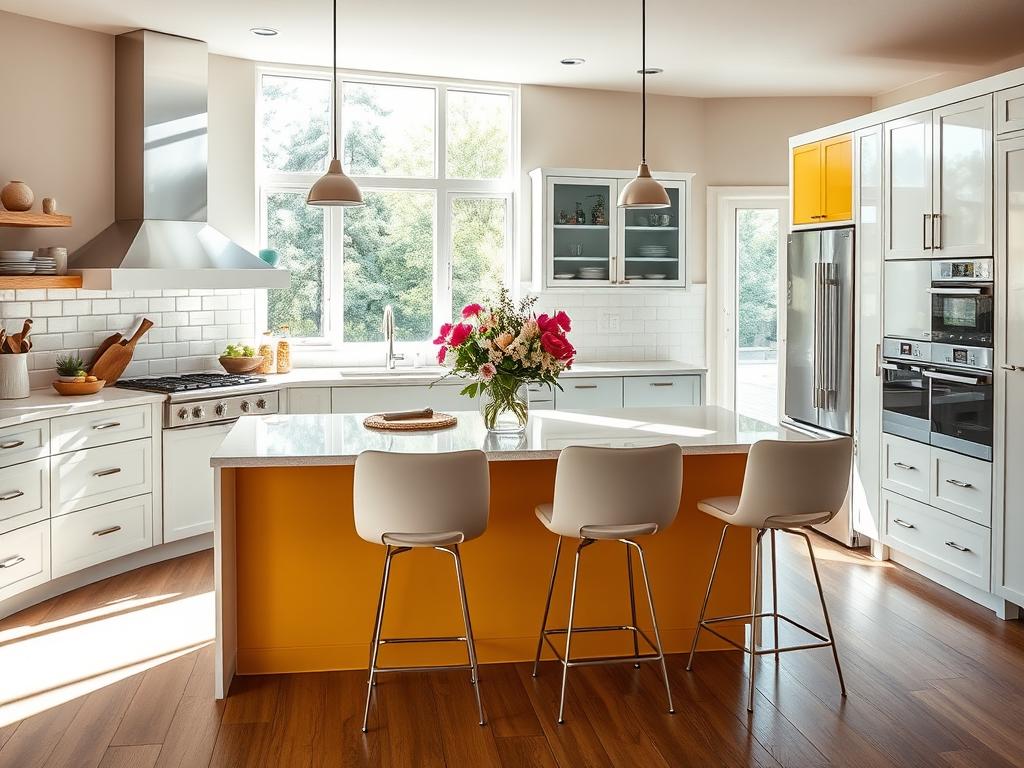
<box><xmin>0</xmin><ymin>211</ymin><xmax>72</xmax><ymax>228</ymax></box>
<box><xmin>0</xmin><ymin>275</ymin><xmax>82</xmax><ymax>288</ymax></box>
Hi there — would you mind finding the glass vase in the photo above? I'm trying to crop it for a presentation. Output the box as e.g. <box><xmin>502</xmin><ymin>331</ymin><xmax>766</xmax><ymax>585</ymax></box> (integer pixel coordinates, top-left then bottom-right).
<box><xmin>479</xmin><ymin>380</ymin><xmax>529</xmax><ymax>433</ymax></box>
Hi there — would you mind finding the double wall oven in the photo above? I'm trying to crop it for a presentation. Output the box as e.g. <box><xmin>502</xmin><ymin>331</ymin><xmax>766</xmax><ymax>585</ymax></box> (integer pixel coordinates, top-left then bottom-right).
<box><xmin>881</xmin><ymin>259</ymin><xmax>994</xmax><ymax>461</ymax></box>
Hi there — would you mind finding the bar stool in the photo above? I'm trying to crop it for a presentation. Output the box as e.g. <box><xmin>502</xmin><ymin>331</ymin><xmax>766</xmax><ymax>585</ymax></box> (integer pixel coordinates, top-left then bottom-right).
<box><xmin>354</xmin><ymin>449</ymin><xmax>490</xmax><ymax>732</ymax></box>
<box><xmin>686</xmin><ymin>437</ymin><xmax>853</xmax><ymax>712</ymax></box>
<box><xmin>531</xmin><ymin>444</ymin><xmax>682</xmax><ymax>723</ymax></box>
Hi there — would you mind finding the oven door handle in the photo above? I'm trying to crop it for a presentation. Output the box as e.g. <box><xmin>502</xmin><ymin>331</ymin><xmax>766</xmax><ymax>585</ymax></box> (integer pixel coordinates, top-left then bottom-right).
<box><xmin>923</xmin><ymin>370</ymin><xmax>985</xmax><ymax>385</ymax></box>
<box><xmin>880</xmin><ymin>362</ymin><xmax>898</xmax><ymax>371</ymax></box>
<box><xmin>925</xmin><ymin>287</ymin><xmax>983</xmax><ymax>296</ymax></box>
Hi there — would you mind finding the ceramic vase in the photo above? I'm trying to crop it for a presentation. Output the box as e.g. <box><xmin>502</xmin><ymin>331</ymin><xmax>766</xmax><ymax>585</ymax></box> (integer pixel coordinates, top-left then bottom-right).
<box><xmin>1</xmin><ymin>181</ymin><xmax>34</xmax><ymax>212</ymax></box>
<box><xmin>0</xmin><ymin>354</ymin><xmax>30</xmax><ymax>399</ymax></box>
<box><xmin>42</xmin><ymin>197</ymin><xmax>57</xmax><ymax>215</ymax></box>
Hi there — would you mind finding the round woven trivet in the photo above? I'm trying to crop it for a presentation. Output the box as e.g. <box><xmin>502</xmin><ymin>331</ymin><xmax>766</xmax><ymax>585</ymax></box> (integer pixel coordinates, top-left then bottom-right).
<box><xmin>362</xmin><ymin>412</ymin><xmax>458</xmax><ymax>431</ymax></box>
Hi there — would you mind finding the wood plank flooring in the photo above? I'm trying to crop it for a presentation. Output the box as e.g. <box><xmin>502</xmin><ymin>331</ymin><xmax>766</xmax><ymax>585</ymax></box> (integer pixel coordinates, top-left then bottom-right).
<box><xmin>1</xmin><ymin>535</ymin><xmax>1023</xmax><ymax>767</ymax></box>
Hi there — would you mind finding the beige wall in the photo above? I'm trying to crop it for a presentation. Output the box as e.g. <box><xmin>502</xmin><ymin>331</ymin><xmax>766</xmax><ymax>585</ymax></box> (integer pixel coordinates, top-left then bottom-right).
<box><xmin>874</xmin><ymin>52</ymin><xmax>1024</xmax><ymax>110</ymax></box>
<box><xmin>0</xmin><ymin>11</ymin><xmax>113</xmax><ymax>253</ymax></box>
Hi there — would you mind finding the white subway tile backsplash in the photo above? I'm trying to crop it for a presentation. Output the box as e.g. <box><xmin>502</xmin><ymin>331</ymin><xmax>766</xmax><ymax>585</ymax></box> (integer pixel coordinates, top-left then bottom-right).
<box><xmin>149</xmin><ymin>297</ymin><xmax>175</xmax><ymax>312</ymax></box>
<box><xmin>176</xmin><ymin>326</ymin><xmax>202</xmax><ymax>341</ymax></box>
<box><xmin>189</xmin><ymin>311</ymin><xmax>215</xmax><ymax>325</ymax></box>
<box><xmin>1</xmin><ymin>301</ymin><xmax>31</xmax><ymax>318</ymax></box>
<box><xmin>15</xmin><ymin>289</ymin><xmax>47</xmax><ymax>301</ymax></box>
<box><xmin>91</xmin><ymin>299</ymin><xmax>119</xmax><ymax>314</ymax></box>
<box><xmin>202</xmin><ymin>295</ymin><xmax>228</xmax><ymax>311</ymax></box>
<box><xmin>176</xmin><ymin>296</ymin><xmax>201</xmax><ymax>312</ymax></box>
<box><xmin>78</xmin><ymin>316</ymin><xmax>107</xmax><ymax>332</ymax></box>
<box><xmin>30</xmin><ymin>301</ymin><xmax>63</xmax><ymax>317</ymax></box>
<box><xmin>120</xmin><ymin>298</ymin><xmax>149</xmax><ymax>313</ymax></box>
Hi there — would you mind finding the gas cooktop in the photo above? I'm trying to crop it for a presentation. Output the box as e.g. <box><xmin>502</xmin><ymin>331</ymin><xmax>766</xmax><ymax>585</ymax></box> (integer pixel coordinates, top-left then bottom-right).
<box><xmin>115</xmin><ymin>373</ymin><xmax>267</xmax><ymax>394</ymax></box>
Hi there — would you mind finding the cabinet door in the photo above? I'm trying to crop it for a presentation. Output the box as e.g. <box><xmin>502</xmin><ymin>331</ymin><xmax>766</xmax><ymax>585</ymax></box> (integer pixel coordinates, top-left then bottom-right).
<box><xmin>792</xmin><ymin>141</ymin><xmax>823</xmax><ymax>225</ymax></box>
<box><xmin>546</xmin><ymin>176</ymin><xmax>617</xmax><ymax>288</ymax></box>
<box><xmin>885</xmin><ymin>112</ymin><xmax>933</xmax><ymax>260</ymax></box>
<box><xmin>933</xmin><ymin>96</ymin><xmax>993</xmax><ymax>258</ymax></box>
<box><xmin>554</xmin><ymin>377</ymin><xmax>624</xmax><ymax>410</ymax></box>
<box><xmin>995</xmin><ymin>135</ymin><xmax>1024</xmax><ymax>605</ymax></box>
<box><xmin>163</xmin><ymin>424</ymin><xmax>232</xmax><ymax>542</ymax></box>
<box><xmin>996</xmin><ymin>84</ymin><xmax>1024</xmax><ymax>135</ymax></box>
<box><xmin>286</xmin><ymin>387</ymin><xmax>332</xmax><ymax>414</ymax></box>
<box><xmin>822</xmin><ymin>134</ymin><xmax>853</xmax><ymax>222</ymax></box>
<box><xmin>617</xmin><ymin>178</ymin><xmax>686</xmax><ymax>286</ymax></box>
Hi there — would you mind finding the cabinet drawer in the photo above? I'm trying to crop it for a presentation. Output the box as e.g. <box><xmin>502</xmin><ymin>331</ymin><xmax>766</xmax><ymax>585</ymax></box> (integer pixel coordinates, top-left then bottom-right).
<box><xmin>0</xmin><ymin>421</ymin><xmax>49</xmax><ymax>469</ymax></box>
<box><xmin>997</xmin><ymin>84</ymin><xmax>1024</xmax><ymax>135</ymax></box>
<box><xmin>882</xmin><ymin>491</ymin><xmax>990</xmax><ymax>590</ymax></box>
<box><xmin>623</xmin><ymin>375</ymin><xmax>701</xmax><ymax>407</ymax></box>
<box><xmin>50</xmin><ymin>404</ymin><xmax>153</xmax><ymax>454</ymax></box>
<box><xmin>930</xmin><ymin>447</ymin><xmax>992</xmax><ymax>527</ymax></box>
<box><xmin>555</xmin><ymin>377</ymin><xmax>623</xmax><ymax>410</ymax></box>
<box><xmin>0</xmin><ymin>520</ymin><xmax>50</xmax><ymax>601</ymax></box>
<box><xmin>882</xmin><ymin>434</ymin><xmax>930</xmax><ymax>502</ymax></box>
<box><xmin>0</xmin><ymin>458</ymin><xmax>49</xmax><ymax>535</ymax></box>
<box><xmin>51</xmin><ymin>495</ymin><xmax>152</xmax><ymax>578</ymax></box>
<box><xmin>526</xmin><ymin>382</ymin><xmax>555</xmax><ymax>405</ymax></box>
<box><xmin>51</xmin><ymin>438</ymin><xmax>152</xmax><ymax>516</ymax></box>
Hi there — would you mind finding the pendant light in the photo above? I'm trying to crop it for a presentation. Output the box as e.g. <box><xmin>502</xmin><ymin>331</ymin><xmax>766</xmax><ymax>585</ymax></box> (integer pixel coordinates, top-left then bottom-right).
<box><xmin>307</xmin><ymin>0</ymin><xmax>364</xmax><ymax>207</ymax></box>
<box><xmin>617</xmin><ymin>0</ymin><xmax>670</xmax><ymax>209</ymax></box>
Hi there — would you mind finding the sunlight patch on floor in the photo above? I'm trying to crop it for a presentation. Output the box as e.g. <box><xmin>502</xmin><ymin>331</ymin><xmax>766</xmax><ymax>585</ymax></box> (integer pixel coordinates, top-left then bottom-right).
<box><xmin>0</xmin><ymin>591</ymin><xmax>214</xmax><ymax>726</ymax></box>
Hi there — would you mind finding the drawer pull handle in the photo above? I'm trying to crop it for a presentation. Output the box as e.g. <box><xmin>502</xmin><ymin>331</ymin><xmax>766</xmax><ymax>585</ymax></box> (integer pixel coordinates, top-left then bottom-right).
<box><xmin>93</xmin><ymin>467</ymin><xmax>122</xmax><ymax>478</ymax></box>
<box><xmin>0</xmin><ymin>490</ymin><xmax>24</xmax><ymax>502</ymax></box>
<box><xmin>92</xmin><ymin>422</ymin><xmax>122</xmax><ymax>431</ymax></box>
<box><xmin>893</xmin><ymin>518</ymin><xmax>915</xmax><ymax>529</ymax></box>
<box><xmin>0</xmin><ymin>440</ymin><xmax>25</xmax><ymax>450</ymax></box>
<box><xmin>945</xmin><ymin>478</ymin><xmax>973</xmax><ymax>489</ymax></box>
<box><xmin>0</xmin><ymin>555</ymin><xmax>25</xmax><ymax>569</ymax></box>
<box><xmin>893</xmin><ymin>462</ymin><xmax>916</xmax><ymax>471</ymax></box>
<box><xmin>93</xmin><ymin>526</ymin><xmax>122</xmax><ymax>537</ymax></box>
<box><xmin>574</xmin><ymin>385</ymin><xmax>598</xmax><ymax>390</ymax></box>
<box><xmin>649</xmin><ymin>382</ymin><xmax>674</xmax><ymax>387</ymax></box>
<box><xmin>945</xmin><ymin>541</ymin><xmax>970</xmax><ymax>553</ymax></box>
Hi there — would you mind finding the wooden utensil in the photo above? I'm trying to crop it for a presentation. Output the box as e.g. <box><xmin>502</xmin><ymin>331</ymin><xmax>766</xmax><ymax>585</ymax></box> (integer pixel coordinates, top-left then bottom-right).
<box><xmin>8</xmin><ymin>319</ymin><xmax>32</xmax><ymax>354</ymax></box>
<box><xmin>89</xmin><ymin>332</ymin><xmax>123</xmax><ymax>369</ymax></box>
<box><xmin>89</xmin><ymin>318</ymin><xmax>154</xmax><ymax>384</ymax></box>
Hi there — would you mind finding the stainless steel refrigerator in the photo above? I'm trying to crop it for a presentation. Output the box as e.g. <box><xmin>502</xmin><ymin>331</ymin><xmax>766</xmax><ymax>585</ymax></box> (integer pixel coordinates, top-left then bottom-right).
<box><xmin>784</xmin><ymin>227</ymin><xmax>854</xmax><ymax>436</ymax></box>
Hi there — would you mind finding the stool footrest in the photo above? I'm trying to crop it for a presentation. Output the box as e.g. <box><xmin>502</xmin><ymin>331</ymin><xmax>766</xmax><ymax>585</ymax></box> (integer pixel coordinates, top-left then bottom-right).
<box><xmin>698</xmin><ymin>610</ymin><xmax>831</xmax><ymax>655</ymax></box>
<box><xmin>372</xmin><ymin>663</ymin><xmax>475</xmax><ymax>675</ymax></box>
<box><xmin>540</xmin><ymin>624</ymin><xmax>662</xmax><ymax>668</ymax></box>
<box><xmin>378</xmin><ymin>635</ymin><xmax>467</xmax><ymax>645</ymax></box>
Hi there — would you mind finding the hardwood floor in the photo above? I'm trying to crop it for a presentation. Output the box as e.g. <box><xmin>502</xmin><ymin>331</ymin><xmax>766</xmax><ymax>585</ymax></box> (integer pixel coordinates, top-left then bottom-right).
<box><xmin>1</xmin><ymin>534</ymin><xmax>1023</xmax><ymax>767</ymax></box>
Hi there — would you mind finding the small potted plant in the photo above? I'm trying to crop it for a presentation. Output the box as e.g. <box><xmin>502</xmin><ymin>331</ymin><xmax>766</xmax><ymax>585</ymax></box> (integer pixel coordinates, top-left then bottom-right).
<box><xmin>55</xmin><ymin>353</ymin><xmax>88</xmax><ymax>382</ymax></box>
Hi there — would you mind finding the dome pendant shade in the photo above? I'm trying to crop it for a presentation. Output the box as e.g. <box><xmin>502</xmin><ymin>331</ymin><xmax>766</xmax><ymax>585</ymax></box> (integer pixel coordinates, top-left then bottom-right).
<box><xmin>618</xmin><ymin>163</ymin><xmax>670</xmax><ymax>208</ymax></box>
<box><xmin>307</xmin><ymin>158</ymin><xmax>364</xmax><ymax>206</ymax></box>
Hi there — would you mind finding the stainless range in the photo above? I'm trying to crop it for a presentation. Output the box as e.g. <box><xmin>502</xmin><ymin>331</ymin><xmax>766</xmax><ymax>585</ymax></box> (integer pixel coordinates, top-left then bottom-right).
<box><xmin>115</xmin><ymin>373</ymin><xmax>279</xmax><ymax>541</ymax></box>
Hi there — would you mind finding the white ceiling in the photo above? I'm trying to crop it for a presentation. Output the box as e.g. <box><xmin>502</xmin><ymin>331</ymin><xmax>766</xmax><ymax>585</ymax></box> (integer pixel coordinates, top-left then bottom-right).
<box><xmin>4</xmin><ymin>0</ymin><xmax>1024</xmax><ymax>98</ymax></box>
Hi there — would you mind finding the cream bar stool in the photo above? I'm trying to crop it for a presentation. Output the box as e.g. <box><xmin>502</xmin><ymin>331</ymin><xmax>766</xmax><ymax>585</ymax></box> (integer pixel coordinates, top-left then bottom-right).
<box><xmin>686</xmin><ymin>437</ymin><xmax>853</xmax><ymax>712</ymax></box>
<box><xmin>354</xmin><ymin>449</ymin><xmax>490</xmax><ymax>732</ymax></box>
<box><xmin>532</xmin><ymin>444</ymin><xmax>682</xmax><ymax>723</ymax></box>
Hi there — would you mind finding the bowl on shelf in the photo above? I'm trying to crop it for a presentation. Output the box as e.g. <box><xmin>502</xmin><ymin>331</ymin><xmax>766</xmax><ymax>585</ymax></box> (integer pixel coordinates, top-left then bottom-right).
<box><xmin>52</xmin><ymin>379</ymin><xmax>105</xmax><ymax>396</ymax></box>
<box><xmin>219</xmin><ymin>355</ymin><xmax>264</xmax><ymax>374</ymax></box>
<box><xmin>643</xmin><ymin>273</ymin><xmax>668</xmax><ymax>280</ymax></box>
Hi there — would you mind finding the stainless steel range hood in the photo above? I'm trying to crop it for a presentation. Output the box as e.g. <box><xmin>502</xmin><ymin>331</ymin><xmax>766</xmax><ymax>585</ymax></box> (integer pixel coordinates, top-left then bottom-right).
<box><xmin>70</xmin><ymin>30</ymin><xmax>288</xmax><ymax>290</ymax></box>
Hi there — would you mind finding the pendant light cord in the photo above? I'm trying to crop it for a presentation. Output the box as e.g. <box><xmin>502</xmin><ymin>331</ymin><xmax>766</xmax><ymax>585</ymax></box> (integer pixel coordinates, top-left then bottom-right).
<box><xmin>331</xmin><ymin>0</ymin><xmax>339</xmax><ymax>160</ymax></box>
<box><xmin>641</xmin><ymin>0</ymin><xmax>646</xmax><ymax>165</ymax></box>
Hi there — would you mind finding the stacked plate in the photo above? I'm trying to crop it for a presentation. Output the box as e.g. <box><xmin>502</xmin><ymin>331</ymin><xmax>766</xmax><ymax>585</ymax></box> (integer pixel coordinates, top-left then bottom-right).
<box><xmin>32</xmin><ymin>253</ymin><xmax>58</xmax><ymax>275</ymax></box>
<box><xmin>637</xmin><ymin>244</ymin><xmax>670</xmax><ymax>258</ymax></box>
<box><xmin>0</xmin><ymin>250</ymin><xmax>36</xmax><ymax>276</ymax></box>
<box><xmin>579</xmin><ymin>266</ymin><xmax>608</xmax><ymax>280</ymax></box>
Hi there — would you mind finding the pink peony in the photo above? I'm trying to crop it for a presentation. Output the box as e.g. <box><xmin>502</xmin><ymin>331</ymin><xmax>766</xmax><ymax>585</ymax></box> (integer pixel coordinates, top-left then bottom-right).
<box><xmin>478</xmin><ymin>362</ymin><xmax>496</xmax><ymax>380</ymax></box>
<box><xmin>437</xmin><ymin>346</ymin><xmax>447</xmax><ymax>364</ymax></box>
<box><xmin>448</xmin><ymin>322</ymin><xmax>473</xmax><ymax>347</ymax></box>
<box><xmin>540</xmin><ymin>331</ymin><xmax>575</xmax><ymax>361</ymax></box>
<box><xmin>462</xmin><ymin>303</ymin><xmax>484</xmax><ymax>319</ymax></box>
<box><xmin>537</xmin><ymin>310</ymin><xmax>571</xmax><ymax>334</ymax></box>
<box><xmin>433</xmin><ymin>322</ymin><xmax>452</xmax><ymax>345</ymax></box>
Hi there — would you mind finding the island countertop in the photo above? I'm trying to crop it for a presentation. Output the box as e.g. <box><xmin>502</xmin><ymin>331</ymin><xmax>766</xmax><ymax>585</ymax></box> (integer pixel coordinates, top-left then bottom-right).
<box><xmin>211</xmin><ymin>406</ymin><xmax>812</xmax><ymax>468</ymax></box>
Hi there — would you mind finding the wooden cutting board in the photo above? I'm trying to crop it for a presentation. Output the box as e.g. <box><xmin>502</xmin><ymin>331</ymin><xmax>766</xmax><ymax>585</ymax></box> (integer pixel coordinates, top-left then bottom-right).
<box><xmin>89</xmin><ymin>318</ymin><xmax>154</xmax><ymax>384</ymax></box>
<box><xmin>89</xmin><ymin>332</ymin><xmax>123</xmax><ymax>370</ymax></box>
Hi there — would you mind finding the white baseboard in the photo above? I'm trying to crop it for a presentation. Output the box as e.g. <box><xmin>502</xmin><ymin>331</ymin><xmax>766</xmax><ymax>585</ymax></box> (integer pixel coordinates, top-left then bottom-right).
<box><xmin>0</xmin><ymin>534</ymin><xmax>213</xmax><ymax>621</ymax></box>
<box><xmin>889</xmin><ymin>548</ymin><xmax>1021</xmax><ymax>620</ymax></box>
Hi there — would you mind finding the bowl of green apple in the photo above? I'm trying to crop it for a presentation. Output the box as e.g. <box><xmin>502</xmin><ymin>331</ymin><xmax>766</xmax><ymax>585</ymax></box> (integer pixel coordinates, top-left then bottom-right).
<box><xmin>219</xmin><ymin>343</ymin><xmax>263</xmax><ymax>374</ymax></box>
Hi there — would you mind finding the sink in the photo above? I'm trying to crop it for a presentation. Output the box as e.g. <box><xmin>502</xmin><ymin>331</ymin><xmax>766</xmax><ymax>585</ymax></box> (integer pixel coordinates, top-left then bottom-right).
<box><xmin>338</xmin><ymin>366</ymin><xmax>447</xmax><ymax>378</ymax></box>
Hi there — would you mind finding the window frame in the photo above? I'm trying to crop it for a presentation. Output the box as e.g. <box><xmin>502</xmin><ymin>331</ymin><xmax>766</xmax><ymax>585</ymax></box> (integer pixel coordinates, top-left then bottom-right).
<box><xmin>254</xmin><ymin>64</ymin><xmax>520</xmax><ymax>352</ymax></box>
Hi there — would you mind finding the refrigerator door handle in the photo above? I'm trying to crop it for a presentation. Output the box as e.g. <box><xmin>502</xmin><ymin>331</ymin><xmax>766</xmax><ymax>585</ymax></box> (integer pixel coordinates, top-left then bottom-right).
<box><xmin>813</xmin><ymin>262</ymin><xmax>824</xmax><ymax>409</ymax></box>
<box><xmin>830</xmin><ymin>263</ymin><xmax>841</xmax><ymax>406</ymax></box>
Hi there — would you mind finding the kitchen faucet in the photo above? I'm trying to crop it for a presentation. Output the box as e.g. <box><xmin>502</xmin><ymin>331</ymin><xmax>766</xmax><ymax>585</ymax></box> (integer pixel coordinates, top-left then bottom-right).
<box><xmin>382</xmin><ymin>304</ymin><xmax>405</xmax><ymax>370</ymax></box>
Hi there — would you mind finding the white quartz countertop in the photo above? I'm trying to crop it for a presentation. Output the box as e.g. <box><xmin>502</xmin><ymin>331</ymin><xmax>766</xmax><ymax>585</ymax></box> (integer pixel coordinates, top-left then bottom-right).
<box><xmin>0</xmin><ymin>387</ymin><xmax>165</xmax><ymax>429</ymax></box>
<box><xmin>211</xmin><ymin>406</ymin><xmax>813</xmax><ymax>468</ymax></box>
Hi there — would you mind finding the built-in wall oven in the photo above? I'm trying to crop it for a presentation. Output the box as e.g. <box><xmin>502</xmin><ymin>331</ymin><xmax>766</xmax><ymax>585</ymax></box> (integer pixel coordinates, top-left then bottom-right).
<box><xmin>928</xmin><ymin>259</ymin><xmax>993</xmax><ymax>348</ymax></box>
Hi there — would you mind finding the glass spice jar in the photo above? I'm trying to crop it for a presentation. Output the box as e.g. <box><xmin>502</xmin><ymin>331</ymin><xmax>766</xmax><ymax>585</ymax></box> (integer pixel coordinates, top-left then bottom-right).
<box><xmin>256</xmin><ymin>330</ymin><xmax>275</xmax><ymax>374</ymax></box>
<box><xmin>275</xmin><ymin>325</ymin><xmax>291</xmax><ymax>374</ymax></box>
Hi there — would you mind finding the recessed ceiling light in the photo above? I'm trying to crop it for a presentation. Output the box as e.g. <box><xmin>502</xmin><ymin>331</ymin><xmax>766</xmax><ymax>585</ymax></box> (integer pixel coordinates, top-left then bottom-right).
<box><xmin>250</xmin><ymin>27</ymin><xmax>278</xmax><ymax>37</ymax></box>
<box><xmin>637</xmin><ymin>67</ymin><xmax>663</xmax><ymax>75</ymax></box>
<box><xmin>560</xmin><ymin>57</ymin><xmax>586</xmax><ymax>66</ymax></box>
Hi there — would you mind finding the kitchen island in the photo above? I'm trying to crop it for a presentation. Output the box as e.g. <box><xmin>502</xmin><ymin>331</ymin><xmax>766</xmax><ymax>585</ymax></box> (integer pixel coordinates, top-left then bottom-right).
<box><xmin>211</xmin><ymin>406</ymin><xmax>810</xmax><ymax>698</ymax></box>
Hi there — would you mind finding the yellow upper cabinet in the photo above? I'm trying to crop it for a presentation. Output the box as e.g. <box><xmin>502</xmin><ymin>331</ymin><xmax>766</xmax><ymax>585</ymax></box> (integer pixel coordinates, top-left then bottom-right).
<box><xmin>792</xmin><ymin>134</ymin><xmax>853</xmax><ymax>225</ymax></box>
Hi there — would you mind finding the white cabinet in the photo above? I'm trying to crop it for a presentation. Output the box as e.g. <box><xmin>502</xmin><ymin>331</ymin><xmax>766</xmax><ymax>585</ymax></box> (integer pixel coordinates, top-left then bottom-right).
<box><xmin>554</xmin><ymin>377</ymin><xmax>624</xmax><ymax>410</ymax></box>
<box><xmin>50</xmin><ymin>438</ymin><xmax>153</xmax><ymax>516</ymax></box>
<box><xmin>163</xmin><ymin>422</ymin><xmax>233</xmax><ymax>543</ymax></box>
<box><xmin>331</xmin><ymin>384</ymin><xmax>466</xmax><ymax>414</ymax></box>
<box><xmin>527</xmin><ymin>382</ymin><xmax>555</xmax><ymax>411</ymax></box>
<box><xmin>51</xmin><ymin>495</ymin><xmax>153</xmax><ymax>578</ymax></box>
<box><xmin>930</xmin><ymin>450</ymin><xmax>992</xmax><ymax>527</ymax></box>
<box><xmin>884</xmin><ymin>96</ymin><xmax>993</xmax><ymax>260</ymax></box>
<box><xmin>0</xmin><ymin>421</ymin><xmax>49</xmax><ymax>469</ymax></box>
<box><xmin>530</xmin><ymin>168</ymin><xmax>692</xmax><ymax>290</ymax></box>
<box><xmin>996</xmin><ymin>85</ymin><xmax>1024</xmax><ymax>135</ymax></box>
<box><xmin>285</xmin><ymin>387</ymin><xmax>332</xmax><ymax>414</ymax></box>
<box><xmin>0</xmin><ymin>520</ymin><xmax>50</xmax><ymax>602</ymax></box>
<box><xmin>994</xmin><ymin>134</ymin><xmax>1024</xmax><ymax>606</ymax></box>
<box><xmin>50</xmin><ymin>404</ymin><xmax>153</xmax><ymax>454</ymax></box>
<box><xmin>0</xmin><ymin>458</ymin><xmax>49</xmax><ymax>535</ymax></box>
<box><xmin>622</xmin><ymin>375</ymin><xmax>701</xmax><ymax>407</ymax></box>
<box><xmin>882</xmin><ymin>434</ymin><xmax>931</xmax><ymax>503</ymax></box>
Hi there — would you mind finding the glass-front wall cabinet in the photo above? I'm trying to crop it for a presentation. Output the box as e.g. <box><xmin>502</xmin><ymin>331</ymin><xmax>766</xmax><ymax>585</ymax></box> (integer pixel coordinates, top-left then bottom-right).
<box><xmin>531</xmin><ymin>168</ymin><xmax>690</xmax><ymax>290</ymax></box>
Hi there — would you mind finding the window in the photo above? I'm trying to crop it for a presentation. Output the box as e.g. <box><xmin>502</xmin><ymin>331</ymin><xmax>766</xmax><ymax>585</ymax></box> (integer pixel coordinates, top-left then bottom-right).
<box><xmin>258</xmin><ymin>70</ymin><xmax>517</xmax><ymax>347</ymax></box>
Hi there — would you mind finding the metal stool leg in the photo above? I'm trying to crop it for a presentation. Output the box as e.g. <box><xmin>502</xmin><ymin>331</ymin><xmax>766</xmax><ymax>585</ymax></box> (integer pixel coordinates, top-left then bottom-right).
<box><xmin>558</xmin><ymin>539</ymin><xmax>589</xmax><ymax>724</ymax></box>
<box><xmin>687</xmin><ymin>524</ymin><xmax>729</xmax><ymax>671</ymax></box>
<box><xmin>446</xmin><ymin>544</ymin><xmax>486</xmax><ymax>725</ymax></box>
<box><xmin>748</xmin><ymin>529</ymin><xmax>765</xmax><ymax>712</ymax></box>
<box><xmin>362</xmin><ymin>544</ymin><xmax>401</xmax><ymax>732</ymax></box>
<box><xmin>770</xmin><ymin>529</ymin><xmax>780</xmax><ymax>660</ymax></box>
<box><xmin>626</xmin><ymin>542</ymin><xmax>640</xmax><ymax>668</ymax></box>
<box><xmin>628</xmin><ymin>539</ymin><xmax>675</xmax><ymax>714</ymax></box>
<box><xmin>794</xmin><ymin>529</ymin><xmax>847</xmax><ymax>697</ymax></box>
<box><xmin>532</xmin><ymin>536</ymin><xmax>562</xmax><ymax>677</ymax></box>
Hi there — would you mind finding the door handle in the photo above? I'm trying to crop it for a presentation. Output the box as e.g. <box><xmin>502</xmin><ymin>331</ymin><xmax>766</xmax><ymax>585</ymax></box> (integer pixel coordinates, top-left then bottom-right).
<box><xmin>923</xmin><ymin>370</ymin><xmax>984</xmax><ymax>385</ymax></box>
<box><xmin>923</xmin><ymin>213</ymin><xmax>932</xmax><ymax>249</ymax></box>
<box><xmin>0</xmin><ymin>555</ymin><xmax>25</xmax><ymax>569</ymax></box>
<box><xmin>649</xmin><ymin>382</ymin><xmax>674</xmax><ymax>387</ymax></box>
<box><xmin>933</xmin><ymin>212</ymin><xmax>942</xmax><ymax>250</ymax></box>
<box><xmin>92</xmin><ymin>525</ymin><xmax>122</xmax><ymax>537</ymax></box>
<box><xmin>573</xmin><ymin>385</ymin><xmax>598</xmax><ymax>390</ymax></box>
<box><xmin>1003</xmin><ymin>365</ymin><xmax>1020</xmax><ymax>372</ymax></box>
<box><xmin>92</xmin><ymin>421</ymin><xmax>122</xmax><ymax>431</ymax></box>
<box><xmin>0</xmin><ymin>490</ymin><xmax>24</xmax><ymax>502</ymax></box>
<box><xmin>945</xmin><ymin>478</ymin><xmax>974</xmax><ymax>489</ymax></box>
<box><xmin>0</xmin><ymin>440</ymin><xmax>24</xmax><ymax>450</ymax></box>
<box><xmin>893</xmin><ymin>462</ymin><xmax>916</xmax><ymax>471</ymax></box>
<box><xmin>875</xmin><ymin>344</ymin><xmax>881</xmax><ymax>377</ymax></box>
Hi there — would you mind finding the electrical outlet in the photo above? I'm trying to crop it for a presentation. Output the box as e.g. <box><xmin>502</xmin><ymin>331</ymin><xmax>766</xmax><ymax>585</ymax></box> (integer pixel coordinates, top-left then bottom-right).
<box><xmin>599</xmin><ymin>313</ymin><xmax>621</xmax><ymax>332</ymax></box>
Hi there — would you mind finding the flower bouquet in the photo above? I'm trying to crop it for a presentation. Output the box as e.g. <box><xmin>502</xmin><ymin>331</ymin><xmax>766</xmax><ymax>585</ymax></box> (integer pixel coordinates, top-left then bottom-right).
<box><xmin>433</xmin><ymin>288</ymin><xmax>575</xmax><ymax>432</ymax></box>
